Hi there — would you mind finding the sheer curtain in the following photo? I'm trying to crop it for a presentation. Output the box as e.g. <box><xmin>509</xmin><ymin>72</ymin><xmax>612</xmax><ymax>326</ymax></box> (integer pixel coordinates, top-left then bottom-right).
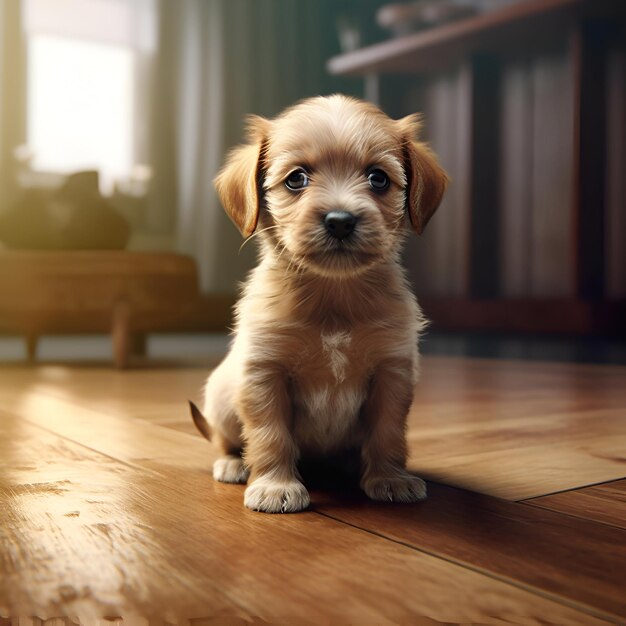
<box><xmin>152</xmin><ymin>0</ymin><xmax>351</xmax><ymax>293</ymax></box>
<box><xmin>0</xmin><ymin>0</ymin><xmax>25</xmax><ymax>213</ymax></box>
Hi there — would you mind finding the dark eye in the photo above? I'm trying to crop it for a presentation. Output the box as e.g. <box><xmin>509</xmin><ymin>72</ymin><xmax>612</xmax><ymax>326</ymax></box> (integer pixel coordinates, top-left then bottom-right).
<box><xmin>367</xmin><ymin>169</ymin><xmax>390</xmax><ymax>192</ymax></box>
<box><xmin>285</xmin><ymin>169</ymin><xmax>309</xmax><ymax>191</ymax></box>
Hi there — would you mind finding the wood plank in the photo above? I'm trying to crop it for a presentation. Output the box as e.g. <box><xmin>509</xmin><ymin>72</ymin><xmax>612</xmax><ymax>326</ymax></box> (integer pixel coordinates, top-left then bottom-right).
<box><xmin>1</xmin><ymin>355</ymin><xmax>625</xmax><ymax>500</ymax></box>
<box><xmin>2</xmin><ymin>358</ymin><xmax>626</xmax><ymax>621</ymax></box>
<box><xmin>315</xmin><ymin>482</ymin><xmax>626</xmax><ymax>621</ymax></box>
<box><xmin>0</xmin><ymin>417</ymin><xmax>246</xmax><ymax>620</ymax></box>
<box><xmin>409</xmin><ymin>430</ymin><xmax>626</xmax><ymax>501</ymax></box>
<box><xmin>405</xmin><ymin>356</ymin><xmax>626</xmax><ymax>498</ymax></box>
<box><xmin>0</xmin><ymin>390</ymin><xmax>212</xmax><ymax>471</ymax></box>
<box><xmin>526</xmin><ymin>480</ymin><xmax>626</xmax><ymax>529</ymax></box>
<box><xmin>0</xmin><ymin>363</ymin><xmax>208</xmax><ymax>426</ymax></box>
<box><xmin>0</xmin><ymin>412</ymin><xmax>606</xmax><ymax>624</ymax></box>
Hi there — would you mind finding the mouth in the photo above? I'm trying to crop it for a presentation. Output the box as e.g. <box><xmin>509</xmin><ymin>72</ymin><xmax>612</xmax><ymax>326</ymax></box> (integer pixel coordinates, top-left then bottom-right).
<box><xmin>302</xmin><ymin>244</ymin><xmax>380</xmax><ymax>276</ymax></box>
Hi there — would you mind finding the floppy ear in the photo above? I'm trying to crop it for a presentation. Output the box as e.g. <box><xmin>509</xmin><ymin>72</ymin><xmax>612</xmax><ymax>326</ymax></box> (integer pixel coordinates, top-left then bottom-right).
<box><xmin>399</xmin><ymin>115</ymin><xmax>448</xmax><ymax>235</ymax></box>
<box><xmin>214</xmin><ymin>116</ymin><xmax>269</xmax><ymax>237</ymax></box>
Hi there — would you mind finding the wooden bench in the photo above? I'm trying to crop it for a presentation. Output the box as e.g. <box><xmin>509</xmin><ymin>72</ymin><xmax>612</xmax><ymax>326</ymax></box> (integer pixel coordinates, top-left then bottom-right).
<box><xmin>0</xmin><ymin>251</ymin><xmax>207</xmax><ymax>368</ymax></box>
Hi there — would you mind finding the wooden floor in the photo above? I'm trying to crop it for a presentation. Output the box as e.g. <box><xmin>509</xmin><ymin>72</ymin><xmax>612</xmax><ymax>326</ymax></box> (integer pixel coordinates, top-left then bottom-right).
<box><xmin>0</xmin><ymin>355</ymin><xmax>625</xmax><ymax>624</ymax></box>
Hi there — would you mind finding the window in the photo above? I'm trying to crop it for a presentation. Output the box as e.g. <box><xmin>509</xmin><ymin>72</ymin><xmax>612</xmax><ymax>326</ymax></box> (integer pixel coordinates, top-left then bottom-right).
<box><xmin>23</xmin><ymin>0</ymin><xmax>156</xmax><ymax>194</ymax></box>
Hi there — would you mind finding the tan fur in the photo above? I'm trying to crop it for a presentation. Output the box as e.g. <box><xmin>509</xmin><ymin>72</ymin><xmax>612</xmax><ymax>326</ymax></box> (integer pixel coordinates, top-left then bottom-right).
<box><xmin>203</xmin><ymin>95</ymin><xmax>447</xmax><ymax>513</ymax></box>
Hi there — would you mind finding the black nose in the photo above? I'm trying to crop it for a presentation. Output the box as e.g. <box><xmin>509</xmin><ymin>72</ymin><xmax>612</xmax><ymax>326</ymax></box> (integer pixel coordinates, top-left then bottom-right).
<box><xmin>324</xmin><ymin>211</ymin><xmax>357</xmax><ymax>240</ymax></box>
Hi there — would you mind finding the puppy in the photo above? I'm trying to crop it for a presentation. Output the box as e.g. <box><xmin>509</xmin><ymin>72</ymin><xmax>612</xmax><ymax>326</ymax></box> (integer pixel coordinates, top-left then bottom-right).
<box><xmin>193</xmin><ymin>95</ymin><xmax>447</xmax><ymax>513</ymax></box>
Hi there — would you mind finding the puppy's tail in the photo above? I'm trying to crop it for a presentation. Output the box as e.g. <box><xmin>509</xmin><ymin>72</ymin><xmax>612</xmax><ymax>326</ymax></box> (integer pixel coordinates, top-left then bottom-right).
<box><xmin>188</xmin><ymin>400</ymin><xmax>212</xmax><ymax>441</ymax></box>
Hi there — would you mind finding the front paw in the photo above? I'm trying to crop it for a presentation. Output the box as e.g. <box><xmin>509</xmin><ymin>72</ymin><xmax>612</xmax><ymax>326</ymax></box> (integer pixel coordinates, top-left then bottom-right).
<box><xmin>244</xmin><ymin>477</ymin><xmax>310</xmax><ymax>513</ymax></box>
<box><xmin>361</xmin><ymin>471</ymin><xmax>427</xmax><ymax>503</ymax></box>
<box><xmin>213</xmin><ymin>455</ymin><xmax>249</xmax><ymax>484</ymax></box>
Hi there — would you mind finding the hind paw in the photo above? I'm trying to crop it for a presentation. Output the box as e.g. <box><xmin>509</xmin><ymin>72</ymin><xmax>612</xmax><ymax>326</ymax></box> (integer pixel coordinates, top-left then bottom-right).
<box><xmin>213</xmin><ymin>455</ymin><xmax>249</xmax><ymax>484</ymax></box>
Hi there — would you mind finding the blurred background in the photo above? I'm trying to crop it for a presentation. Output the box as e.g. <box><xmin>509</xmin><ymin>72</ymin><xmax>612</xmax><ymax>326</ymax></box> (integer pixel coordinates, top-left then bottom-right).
<box><xmin>0</xmin><ymin>0</ymin><xmax>624</xmax><ymax>365</ymax></box>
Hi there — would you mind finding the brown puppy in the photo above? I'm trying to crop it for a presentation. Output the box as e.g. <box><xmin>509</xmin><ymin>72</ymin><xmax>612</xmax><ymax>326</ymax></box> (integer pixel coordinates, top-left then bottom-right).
<box><xmin>197</xmin><ymin>95</ymin><xmax>447</xmax><ymax>513</ymax></box>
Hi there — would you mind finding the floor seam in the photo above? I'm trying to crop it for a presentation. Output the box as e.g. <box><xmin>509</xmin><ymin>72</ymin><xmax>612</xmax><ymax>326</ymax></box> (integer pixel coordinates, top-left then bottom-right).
<box><xmin>519</xmin><ymin>476</ymin><xmax>626</xmax><ymax>501</ymax></box>
<box><xmin>313</xmin><ymin>508</ymin><xmax>623</xmax><ymax>624</ymax></box>
<box><xmin>520</xmin><ymin>499</ymin><xmax>626</xmax><ymax>531</ymax></box>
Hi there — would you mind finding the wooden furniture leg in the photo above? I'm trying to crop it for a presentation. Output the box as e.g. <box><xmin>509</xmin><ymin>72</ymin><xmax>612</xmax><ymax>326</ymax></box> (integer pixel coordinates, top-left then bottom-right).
<box><xmin>131</xmin><ymin>333</ymin><xmax>147</xmax><ymax>357</ymax></box>
<box><xmin>25</xmin><ymin>333</ymin><xmax>38</xmax><ymax>363</ymax></box>
<box><xmin>112</xmin><ymin>299</ymin><xmax>131</xmax><ymax>369</ymax></box>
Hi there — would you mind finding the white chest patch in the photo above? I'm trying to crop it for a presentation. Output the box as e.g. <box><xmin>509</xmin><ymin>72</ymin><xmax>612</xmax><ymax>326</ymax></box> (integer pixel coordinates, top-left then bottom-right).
<box><xmin>297</xmin><ymin>383</ymin><xmax>365</xmax><ymax>452</ymax></box>
<box><xmin>320</xmin><ymin>331</ymin><xmax>352</xmax><ymax>383</ymax></box>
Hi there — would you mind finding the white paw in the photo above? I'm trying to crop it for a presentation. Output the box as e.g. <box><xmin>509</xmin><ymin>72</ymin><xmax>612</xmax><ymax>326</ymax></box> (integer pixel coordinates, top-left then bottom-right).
<box><xmin>244</xmin><ymin>477</ymin><xmax>310</xmax><ymax>513</ymax></box>
<box><xmin>213</xmin><ymin>456</ymin><xmax>249</xmax><ymax>484</ymax></box>
<box><xmin>361</xmin><ymin>471</ymin><xmax>427</xmax><ymax>503</ymax></box>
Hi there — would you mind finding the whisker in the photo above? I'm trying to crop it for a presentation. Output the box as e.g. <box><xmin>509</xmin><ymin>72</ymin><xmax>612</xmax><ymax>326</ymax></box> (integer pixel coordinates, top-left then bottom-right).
<box><xmin>238</xmin><ymin>225</ymin><xmax>280</xmax><ymax>254</ymax></box>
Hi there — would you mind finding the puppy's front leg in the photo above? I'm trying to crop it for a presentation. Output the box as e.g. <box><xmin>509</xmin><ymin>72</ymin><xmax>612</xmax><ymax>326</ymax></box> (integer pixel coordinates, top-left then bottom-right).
<box><xmin>240</xmin><ymin>362</ymin><xmax>309</xmax><ymax>513</ymax></box>
<box><xmin>360</xmin><ymin>359</ymin><xmax>427</xmax><ymax>503</ymax></box>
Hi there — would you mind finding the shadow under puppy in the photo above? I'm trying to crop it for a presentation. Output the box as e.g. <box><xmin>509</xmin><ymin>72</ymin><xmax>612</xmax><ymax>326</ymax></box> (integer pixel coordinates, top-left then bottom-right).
<box><xmin>191</xmin><ymin>95</ymin><xmax>447</xmax><ymax>513</ymax></box>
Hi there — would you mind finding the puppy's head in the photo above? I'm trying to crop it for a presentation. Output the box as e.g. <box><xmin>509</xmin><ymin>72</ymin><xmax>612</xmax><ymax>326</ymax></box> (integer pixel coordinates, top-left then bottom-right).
<box><xmin>215</xmin><ymin>95</ymin><xmax>447</xmax><ymax>278</ymax></box>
